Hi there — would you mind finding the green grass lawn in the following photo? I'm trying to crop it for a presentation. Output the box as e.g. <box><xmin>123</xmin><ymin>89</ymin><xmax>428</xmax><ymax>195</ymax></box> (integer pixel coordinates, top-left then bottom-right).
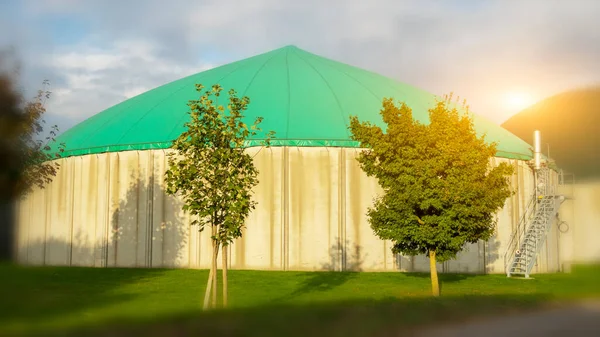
<box><xmin>1</xmin><ymin>263</ymin><xmax>599</xmax><ymax>337</ymax></box>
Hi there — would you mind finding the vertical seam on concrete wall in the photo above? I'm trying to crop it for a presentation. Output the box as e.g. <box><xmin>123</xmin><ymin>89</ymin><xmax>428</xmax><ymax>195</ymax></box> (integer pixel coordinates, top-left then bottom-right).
<box><xmin>188</xmin><ymin>201</ymin><xmax>192</xmax><ymax>269</ymax></box>
<box><xmin>27</xmin><ymin>183</ymin><xmax>32</xmax><ymax>263</ymax></box>
<box><xmin>280</xmin><ymin>147</ymin><xmax>284</xmax><ymax>270</ymax></box>
<box><xmin>512</xmin><ymin>160</ymin><xmax>519</xmax><ymax>235</ymax></box>
<box><xmin>148</xmin><ymin>151</ymin><xmax>155</xmax><ymax>268</ymax></box>
<box><xmin>93</xmin><ymin>155</ymin><xmax>99</xmax><ymax>267</ymax></box>
<box><xmin>78</xmin><ymin>157</ymin><xmax>83</xmax><ymax>265</ymax></box>
<box><xmin>161</xmin><ymin>152</ymin><xmax>166</xmax><ymax>267</ymax></box>
<box><xmin>282</xmin><ymin>147</ymin><xmax>289</xmax><ymax>271</ymax></box>
<box><xmin>570</xmin><ymin>179</ymin><xmax>575</xmax><ymax>268</ymax></box>
<box><xmin>509</xmin><ymin>160</ymin><xmax>514</xmax><ymax>234</ymax></box>
<box><xmin>135</xmin><ymin>151</ymin><xmax>140</xmax><ymax>266</ymax></box>
<box><xmin>94</xmin><ymin>154</ymin><xmax>102</xmax><ymax>267</ymax></box>
<box><xmin>482</xmin><ymin>240</ymin><xmax>487</xmax><ymax>274</ymax></box>
<box><xmin>339</xmin><ymin>149</ymin><xmax>347</xmax><ymax>271</ymax></box>
<box><xmin>75</xmin><ymin>157</ymin><xmax>83</xmax><ymax>265</ymax></box>
<box><xmin>113</xmin><ymin>153</ymin><xmax>120</xmax><ymax>267</ymax></box>
<box><xmin>68</xmin><ymin>158</ymin><xmax>76</xmax><ymax>266</ymax></box>
<box><xmin>383</xmin><ymin>242</ymin><xmax>387</xmax><ymax>272</ymax></box>
<box><xmin>135</xmin><ymin>151</ymin><xmax>141</xmax><ymax>266</ymax></box>
<box><xmin>104</xmin><ymin>154</ymin><xmax>111</xmax><ymax>267</ymax></box>
<box><xmin>44</xmin><ymin>167</ymin><xmax>52</xmax><ymax>265</ymax></box>
<box><xmin>555</xmin><ymin>172</ymin><xmax>560</xmax><ymax>272</ymax></box>
<box><xmin>532</xmin><ymin>162</ymin><xmax>539</xmax><ymax>274</ymax></box>
<box><xmin>545</xmin><ymin>228</ymin><xmax>549</xmax><ymax>271</ymax></box>
<box><xmin>515</xmin><ymin>161</ymin><xmax>520</xmax><ymax>222</ymax></box>
<box><xmin>269</xmin><ymin>149</ymin><xmax>274</xmax><ymax>269</ymax></box>
<box><xmin>556</xmin><ymin>216</ymin><xmax>560</xmax><ymax>272</ymax></box>
<box><xmin>519</xmin><ymin>161</ymin><xmax>526</xmax><ymax>238</ymax></box>
<box><xmin>196</xmin><ymin>151</ymin><xmax>202</xmax><ymax>268</ymax></box>
<box><xmin>295</xmin><ymin>147</ymin><xmax>301</xmax><ymax>269</ymax></box>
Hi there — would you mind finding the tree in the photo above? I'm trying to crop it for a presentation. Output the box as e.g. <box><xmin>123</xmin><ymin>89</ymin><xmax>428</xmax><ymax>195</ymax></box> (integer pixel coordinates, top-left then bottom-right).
<box><xmin>164</xmin><ymin>83</ymin><xmax>274</xmax><ymax>309</ymax></box>
<box><xmin>348</xmin><ymin>95</ymin><xmax>513</xmax><ymax>296</ymax></box>
<box><xmin>0</xmin><ymin>76</ymin><xmax>65</xmax><ymax>201</ymax></box>
<box><xmin>0</xmin><ymin>57</ymin><xmax>65</xmax><ymax>260</ymax></box>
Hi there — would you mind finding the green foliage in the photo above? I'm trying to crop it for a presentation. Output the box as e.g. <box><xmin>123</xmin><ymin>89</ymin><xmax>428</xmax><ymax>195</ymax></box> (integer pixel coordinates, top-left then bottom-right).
<box><xmin>164</xmin><ymin>84</ymin><xmax>274</xmax><ymax>245</ymax></box>
<box><xmin>0</xmin><ymin>66</ymin><xmax>65</xmax><ymax>202</ymax></box>
<box><xmin>348</xmin><ymin>96</ymin><xmax>514</xmax><ymax>262</ymax></box>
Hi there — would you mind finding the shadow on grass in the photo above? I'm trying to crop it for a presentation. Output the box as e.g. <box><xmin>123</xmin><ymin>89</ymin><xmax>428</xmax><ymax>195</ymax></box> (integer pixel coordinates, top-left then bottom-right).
<box><xmin>284</xmin><ymin>271</ymin><xmax>360</xmax><ymax>298</ymax></box>
<box><xmin>396</xmin><ymin>238</ymin><xmax>503</xmax><ymax>295</ymax></box>
<box><xmin>56</xmin><ymin>293</ymin><xmax>559</xmax><ymax>337</ymax></box>
<box><xmin>274</xmin><ymin>239</ymin><xmax>365</xmax><ymax>301</ymax></box>
<box><xmin>401</xmin><ymin>270</ymin><xmax>480</xmax><ymax>295</ymax></box>
<box><xmin>402</xmin><ymin>272</ymin><xmax>475</xmax><ymax>282</ymax></box>
<box><xmin>0</xmin><ymin>263</ymin><xmax>165</xmax><ymax>327</ymax></box>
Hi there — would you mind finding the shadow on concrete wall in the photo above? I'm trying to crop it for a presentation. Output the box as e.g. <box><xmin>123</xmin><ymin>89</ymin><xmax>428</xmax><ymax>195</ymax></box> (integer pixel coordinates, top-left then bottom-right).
<box><xmin>393</xmin><ymin>235</ymin><xmax>503</xmax><ymax>275</ymax></box>
<box><xmin>486</xmin><ymin>234</ymin><xmax>502</xmax><ymax>273</ymax></box>
<box><xmin>321</xmin><ymin>238</ymin><xmax>366</xmax><ymax>272</ymax></box>
<box><xmin>108</xmin><ymin>176</ymin><xmax>188</xmax><ymax>268</ymax></box>
<box><xmin>16</xmin><ymin>174</ymin><xmax>188</xmax><ymax>268</ymax></box>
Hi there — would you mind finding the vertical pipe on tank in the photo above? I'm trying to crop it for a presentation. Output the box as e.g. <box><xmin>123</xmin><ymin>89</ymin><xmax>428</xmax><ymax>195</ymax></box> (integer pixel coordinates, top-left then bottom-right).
<box><xmin>534</xmin><ymin>130</ymin><xmax>541</xmax><ymax>170</ymax></box>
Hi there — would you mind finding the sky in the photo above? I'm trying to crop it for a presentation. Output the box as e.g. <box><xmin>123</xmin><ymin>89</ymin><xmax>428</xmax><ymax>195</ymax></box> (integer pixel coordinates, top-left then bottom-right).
<box><xmin>1</xmin><ymin>0</ymin><xmax>599</xmax><ymax>133</ymax></box>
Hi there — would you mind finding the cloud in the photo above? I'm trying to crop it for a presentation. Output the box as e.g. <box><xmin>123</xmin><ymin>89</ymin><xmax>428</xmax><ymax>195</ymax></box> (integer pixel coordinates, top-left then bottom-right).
<box><xmin>40</xmin><ymin>39</ymin><xmax>214</xmax><ymax>122</ymax></box>
<box><xmin>5</xmin><ymin>0</ymin><xmax>600</xmax><ymax>130</ymax></box>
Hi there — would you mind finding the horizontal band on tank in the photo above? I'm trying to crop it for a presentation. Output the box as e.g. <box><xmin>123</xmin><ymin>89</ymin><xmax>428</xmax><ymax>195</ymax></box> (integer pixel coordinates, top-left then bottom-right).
<box><xmin>52</xmin><ymin>138</ymin><xmax>534</xmax><ymax>161</ymax></box>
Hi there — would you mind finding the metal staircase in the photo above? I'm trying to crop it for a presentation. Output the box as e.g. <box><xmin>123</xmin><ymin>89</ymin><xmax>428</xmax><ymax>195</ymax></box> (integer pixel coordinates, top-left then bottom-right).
<box><xmin>504</xmin><ymin>165</ymin><xmax>565</xmax><ymax>278</ymax></box>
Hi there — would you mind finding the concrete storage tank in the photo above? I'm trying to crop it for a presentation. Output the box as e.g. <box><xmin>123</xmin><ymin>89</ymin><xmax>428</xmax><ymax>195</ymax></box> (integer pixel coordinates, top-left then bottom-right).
<box><xmin>15</xmin><ymin>45</ymin><xmax>564</xmax><ymax>274</ymax></box>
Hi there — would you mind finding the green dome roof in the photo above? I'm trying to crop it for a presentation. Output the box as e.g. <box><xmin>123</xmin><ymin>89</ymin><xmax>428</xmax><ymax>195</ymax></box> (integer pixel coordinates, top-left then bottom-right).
<box><xmin>52</xmin><ymin>45</ymin><xmax>533</xmax><ymax>160</ymax></box>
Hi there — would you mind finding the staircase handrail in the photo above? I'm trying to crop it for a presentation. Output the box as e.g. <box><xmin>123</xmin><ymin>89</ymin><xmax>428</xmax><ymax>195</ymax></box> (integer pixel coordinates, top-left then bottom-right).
<box><xmin>524</xmin><ymin>196</ymin><xmax>563</xmax><ymax>274</ymax></box>
<box><xmin>503</xmin><ymin>193</ymin><xmax>537</xmax><ymax>274</ymax></box>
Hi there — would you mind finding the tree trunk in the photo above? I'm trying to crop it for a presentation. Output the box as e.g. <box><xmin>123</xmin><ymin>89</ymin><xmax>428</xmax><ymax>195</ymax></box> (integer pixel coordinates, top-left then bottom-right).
<box><xmin>203</xmin><ymin>224</ymin><xmax>218</xmax><ymax>310</ymax></box>
<box><xmin>202</xmin><ymin>263</ymin><xmax>213</xmax><ymax>310</ymax></box>
<box><xmin>212</xmin><ymin>239</ymin><xmax>220</xmax><ymax>308</ymax></box>
<box><xmin>429</xmin><ymin>250</ymin><xmax>440</xmax><ymax>297</ymax></box>
<box><xmin>222</xmin><ymin>244</ymin><xmax>228</xmax><ymax>308</ymax></box>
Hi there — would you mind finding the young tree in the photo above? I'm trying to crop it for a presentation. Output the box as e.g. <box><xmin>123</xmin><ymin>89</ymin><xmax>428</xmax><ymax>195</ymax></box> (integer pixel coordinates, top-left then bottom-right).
<box><xmin>165</xmin><ymin>83</ymin><xmax>274</xmax><ymax>309</ymax></box>
<box><xmin>348</xmin><ymin>95</ymin><xmax>513</xmax><ymax>296</ymax></box>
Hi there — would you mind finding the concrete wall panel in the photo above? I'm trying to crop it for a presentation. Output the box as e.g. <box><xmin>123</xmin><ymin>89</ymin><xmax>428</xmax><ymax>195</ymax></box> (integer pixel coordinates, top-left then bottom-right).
<box><xmin>15</xmin><ymin>147</ymin><xmax>589</xmax><ymax>274</ymax></box>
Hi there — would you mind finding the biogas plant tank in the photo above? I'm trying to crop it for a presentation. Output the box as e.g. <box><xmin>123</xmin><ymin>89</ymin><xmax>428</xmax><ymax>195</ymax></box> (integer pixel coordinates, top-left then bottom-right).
<box><xmin>16</xmin><ymin>45</ymin><xmax>563</xmax><ymax>274</ymax></box>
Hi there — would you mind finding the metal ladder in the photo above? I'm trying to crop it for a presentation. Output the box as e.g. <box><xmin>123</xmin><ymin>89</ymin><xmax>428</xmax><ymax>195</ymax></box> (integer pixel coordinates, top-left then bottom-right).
<box><xmin>504</xmin><ymin>166</ymin><xmax>565</xmax><ymax>278</ymax></box>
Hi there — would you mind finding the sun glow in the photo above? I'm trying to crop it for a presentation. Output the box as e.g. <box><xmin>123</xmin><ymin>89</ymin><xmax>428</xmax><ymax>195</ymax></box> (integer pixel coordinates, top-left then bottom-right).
<box><xmin>503</xmin><ymin>91</ymin><xmax>535</xmax><ymax>112</ymax></box>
